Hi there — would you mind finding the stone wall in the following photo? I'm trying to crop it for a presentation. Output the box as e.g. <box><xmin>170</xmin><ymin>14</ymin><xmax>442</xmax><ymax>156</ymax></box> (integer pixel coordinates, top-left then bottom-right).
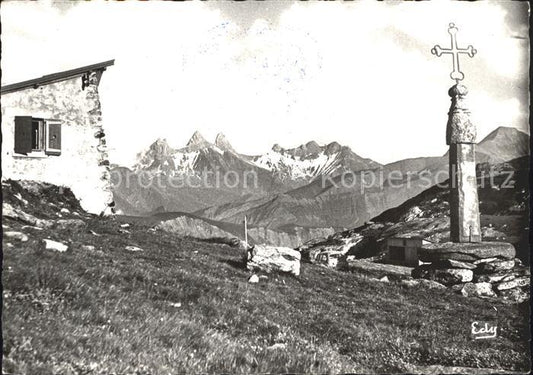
<box><xmin>1</xmin><ymin>72</ymin><xmax>113</xmax><ymax>214</ymax></box>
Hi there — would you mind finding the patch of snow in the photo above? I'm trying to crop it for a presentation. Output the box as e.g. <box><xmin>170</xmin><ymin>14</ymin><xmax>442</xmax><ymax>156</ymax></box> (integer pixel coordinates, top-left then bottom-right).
<box><xmin>252</xmin><ymin>150</ymin><xmax>341</xmax><ymax>179</ymax></box>
<box><xmin>172</xmin><ymin>151</ymin><xmax>200</xmax><ymax>174</ymax></box>
<box><xmin>212</xmin><ymin>145</ymin><xmax>224</xmax><ymax>154</ymax></box>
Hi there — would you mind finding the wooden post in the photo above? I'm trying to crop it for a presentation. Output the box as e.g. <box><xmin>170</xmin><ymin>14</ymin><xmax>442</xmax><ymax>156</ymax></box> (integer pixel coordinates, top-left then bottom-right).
<box><xmin>244</xmin><ymin>215</ymin><xmax>248</xmax><ymax>248</ymax></box>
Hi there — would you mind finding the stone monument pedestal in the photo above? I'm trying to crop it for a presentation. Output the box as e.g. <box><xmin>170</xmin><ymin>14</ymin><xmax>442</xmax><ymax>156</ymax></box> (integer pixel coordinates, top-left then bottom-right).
<box><xmin>413</xmin><ymin>241</ymin><xmax>529</xmax><ymax>301</ymax></box>
<box><xmin>419</xmin><ymin>241</ymin><xmax>515</xmax><ymax>262</ymax></box>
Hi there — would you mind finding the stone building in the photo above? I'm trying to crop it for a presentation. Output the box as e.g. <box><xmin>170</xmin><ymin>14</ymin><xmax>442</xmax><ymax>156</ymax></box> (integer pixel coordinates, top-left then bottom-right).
<box><xmin>1</xmin><ymin>60</ymin><xmax>115</xmax><ymax>214</ymax></box>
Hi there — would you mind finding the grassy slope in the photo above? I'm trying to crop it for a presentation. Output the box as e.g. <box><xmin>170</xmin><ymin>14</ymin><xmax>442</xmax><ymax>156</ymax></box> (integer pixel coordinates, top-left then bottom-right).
<box><xmin>3</xmin><ymin>214</ymin><xmax>530</xmax><ymax>374</ymax></box>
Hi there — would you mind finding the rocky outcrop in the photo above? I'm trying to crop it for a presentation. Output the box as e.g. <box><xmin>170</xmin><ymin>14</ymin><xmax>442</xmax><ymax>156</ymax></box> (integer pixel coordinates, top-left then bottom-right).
<box><xmin>454</xmin><ymin>282</ymin><xmax>496</xmax><ymax>298</ymax></box>
<box><xmin>156</xmin><ymin>216</ymin><xmax>235</xmax><ymax>240</ymax></box>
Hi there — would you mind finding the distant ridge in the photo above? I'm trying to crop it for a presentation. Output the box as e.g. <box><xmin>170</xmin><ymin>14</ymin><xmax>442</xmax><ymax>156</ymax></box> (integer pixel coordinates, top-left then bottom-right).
<box><xmin>114</xmin><ymin>126</ymin><xmax>529</xmax><ymax>226</ymax></box>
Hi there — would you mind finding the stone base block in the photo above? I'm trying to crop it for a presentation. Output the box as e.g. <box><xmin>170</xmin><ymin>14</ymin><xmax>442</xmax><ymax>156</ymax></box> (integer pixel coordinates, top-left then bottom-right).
<box><xmin>419</xmin><ymin>241</ymin><xmax>515</xmax><ymax>262</ymax></box>
<box><xmin>246</xmin><ymin>244</ymin><xmax>301</xmax><ymax>277</ymax></box>
<box><xmin>412</xmin><ymin>266</ymin><xmax>473</xmax><ymax>285</ymax></box>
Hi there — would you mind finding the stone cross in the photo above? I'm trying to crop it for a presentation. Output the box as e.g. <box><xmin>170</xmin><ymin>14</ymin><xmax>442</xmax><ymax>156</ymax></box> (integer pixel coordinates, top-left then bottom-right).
<box><xmin>431</xmin><ymin>23</ymin><xmax>477</xmax><ymax>83</ymax></box>
<box><xmin>432</xmin><ymin>23</ymin><xmax>481</xmax><ymax>243</ymax></box>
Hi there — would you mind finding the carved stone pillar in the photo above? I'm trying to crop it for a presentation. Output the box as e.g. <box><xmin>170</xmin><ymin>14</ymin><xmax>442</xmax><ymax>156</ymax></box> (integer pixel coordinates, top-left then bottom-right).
<box><xmin>447</xmin><ymin>84</ymin><xmax>481</xmax><ymax>243</ymax></box>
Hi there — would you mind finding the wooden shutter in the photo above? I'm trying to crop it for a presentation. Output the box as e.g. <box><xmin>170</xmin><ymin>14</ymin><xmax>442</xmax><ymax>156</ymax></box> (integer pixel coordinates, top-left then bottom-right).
<box><xmin>46</xmin><ymin>121</ymin><xmax>62</xmax><ymax>155</ymax></box>
<box><xmin>14</xmin><ymin>116</ymin><xmax>33</xmax><ymax>155</ymax></box>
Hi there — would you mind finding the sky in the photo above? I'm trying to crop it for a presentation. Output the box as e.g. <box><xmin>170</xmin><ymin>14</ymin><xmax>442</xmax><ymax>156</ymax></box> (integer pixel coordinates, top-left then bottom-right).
<box><xmin>1</xmin><ymin>0</ymin><xmax>529</xmax><ymax>166</ymax></box>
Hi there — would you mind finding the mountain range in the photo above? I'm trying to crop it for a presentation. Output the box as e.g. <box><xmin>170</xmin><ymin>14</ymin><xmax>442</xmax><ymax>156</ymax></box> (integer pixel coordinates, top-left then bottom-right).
<box><xmin>132</xmin><ymin>131</ymin><xmax>380</xmax><ymax>184</ymax></box>
<box><xmin>112</xmin><ymin>126</ymin><xmax>529</xmax><ymax>245</ymax></box>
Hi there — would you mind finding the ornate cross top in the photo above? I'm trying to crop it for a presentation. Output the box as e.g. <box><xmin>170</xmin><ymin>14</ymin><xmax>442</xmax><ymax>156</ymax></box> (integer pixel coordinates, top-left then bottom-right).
<box><xmin>431</xmin><ymin>23</ymin><xmax>477</xmax><ymax>83</ymax></box>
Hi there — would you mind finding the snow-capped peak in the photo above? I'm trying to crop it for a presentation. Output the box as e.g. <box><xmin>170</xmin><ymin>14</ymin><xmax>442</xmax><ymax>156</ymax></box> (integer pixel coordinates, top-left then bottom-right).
<box><xmin>215</xmin><ymin>133</ymin><xmax>236</xmax><ymax>153</ymax></box>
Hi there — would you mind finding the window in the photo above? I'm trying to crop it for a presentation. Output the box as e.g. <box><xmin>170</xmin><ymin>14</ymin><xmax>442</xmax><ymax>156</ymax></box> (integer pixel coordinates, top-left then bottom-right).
<box><xmin>31</xmin><ymin>119</ymin><xmax>45</xmax><ymax>150</ymax></box>
<box><xmin>14</xmin><ymin>116</ymin><xmax>61</xmax><ymax>156</ymax></box>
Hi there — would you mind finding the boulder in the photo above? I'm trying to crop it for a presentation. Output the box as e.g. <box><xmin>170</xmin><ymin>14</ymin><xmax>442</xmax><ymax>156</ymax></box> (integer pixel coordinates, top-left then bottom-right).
<box><xmin>419</xmin><ymin>242</ymin><xmax>515</xmax><ymax>262</ymax></box>
<box><xmin>3</xmin><ymin>231</ymin><xmax>29</xmax><ymax>242</ymax></box>
<box><xmin>494</xmin><ymin>276</ymin><xmax>530</xmax><ymax>291</ymax></box>
<box><xmin>475</xmin><ymin>259</ymin><xmax>515</xmax><ymax>274</ymax></box>
<box><xmin>431</xmin><ymin>259</ymin><xmax>476</xmax><ymax>270</ymax></box>
<box><xmin>457</xmin><ymin>282</ymin><xmax>496</xmax><ymax>298</ymax></box>
<box><xmin>267</xmin><ymin>343</ymin><xmax>287</xmax><ymax>351</ymax></box>
<box><xmin>226</xmin><ymin>238</ymin><xmax>242</xmax><ymax>247</ymax></box>
<box><xmin>236</xmin><ymin>239</ymin><xmax>252</xmax><ymax>251</ymax></box>
<box><xmin>346</xmin><ymin>259</ymin><xmax>413</xmax><ymax>278</ymax></box>
<box><xmin>401</xmin><ymin>206</ymin><xmax>423</xmax><ymax>222</ymax></box>
<box><xmin>481</xmin><ymin>226</ymin><xmax>507</xmax><ymax>240</ymax></box>
<box><xmin>246</xmin><ymin>244</ymin><xmax>301</xmax><ymax>277</ymax></box>
<box><xmin>473</xmin><ymin>257</ymin><xmax>501</xmax><ymax>265</ymax></box>
<box><xmin>54</xmin><ymin>219</ymin><xmax>87</xmax><ymax>231</ymax></box>
<box><xmin>451</xmin><ymin>283</ymin><xmax>466</xmax><ymax>292</ymax></box>
<box><xmin>248</xmin><ymin>274</ymin><xmax>259</xmax><ymax>284</ymax></box>
<box><xmin>400</xmin><ymin>279</ymin><xmax>446</xmax><ymax>289</ymax></box>
<box><xmin>416</xmin><ymin>279</ymin><xmax>447</xmax><ymax>289</ymax></box>
<box><xmin>412</xmin><ymin>266</ymin><xmax>473</xmax><ymax>285</ymax></box>
<box><xmin>81</xmin><ymin>245</ymin><xmax>96</xmax><ymax>251</ymax></box>
<box><xmin>42</xmin><ymin>239</ymin><xmax>68</xmax><ymax>252</ymax></box>
<box><xmin>474</xmin><ymin>273</ymin><xmax>515</xmax><ymax>284</ymax></box>
<box><xmin>497</xmin><ymin>287</ymin><xmax>529</xmax><ymax>303</ymax></box>
<box><xmin>3</xmin><ymin>203</ymin><xmax>53</xmax><ymax>228</ymax></box>
<box><xmin>125</xmin><ymin>246</ymin><xmax>143</xmax><ymax>252</ymax></box>
<box><xmin>515</xmin><ymin>266</ymin><xmax>531</xmax><ymax>276</ymax></box>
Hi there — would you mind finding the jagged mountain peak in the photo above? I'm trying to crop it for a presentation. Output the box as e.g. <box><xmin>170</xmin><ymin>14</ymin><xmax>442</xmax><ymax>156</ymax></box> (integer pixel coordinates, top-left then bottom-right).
<box><xmin>134</xmin><ymin>137</ymin><xmax>176</xmax><ymax>173</ymax></box>
<box><xmin>270</xmin><ymin>140</ymin><xmax>323</xmax><ymax>157</ymax></box>
<box><xmin>271</xmin><ymin>140</ymin><xmax>346</xmax><ymax>159</ymax></box>
<box><xmin>272</xmin><ymin>143</ymin><xmax>283</xmax><ymax>153</ymax></box>
<box><xmin>144</xmin><ymin>137</ymin><xmax>173</xmax><ymax>155</ymax></box>
<box><xmin>215</xmin><ymin>133</ymin><xmax>236</xmax><ymax>153</ymax></box>
<box><xmin>187</xmin><ymin>131</ymin><xmax>209</xmax><ymax>147</ymax></box>
<box><xmin>149</xmin><ymin>138</ymin><xmax>172</xmax><ymax>152</ymax></box>
<box><xmin>153</xmin><ymin>137</ymin><xmax>169</xmax><ymax>144</ymax></box>
<box><xmin>325</xmin><ymin>141</ymin><xmax>342</xmax><ymax>155</ymax></box>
